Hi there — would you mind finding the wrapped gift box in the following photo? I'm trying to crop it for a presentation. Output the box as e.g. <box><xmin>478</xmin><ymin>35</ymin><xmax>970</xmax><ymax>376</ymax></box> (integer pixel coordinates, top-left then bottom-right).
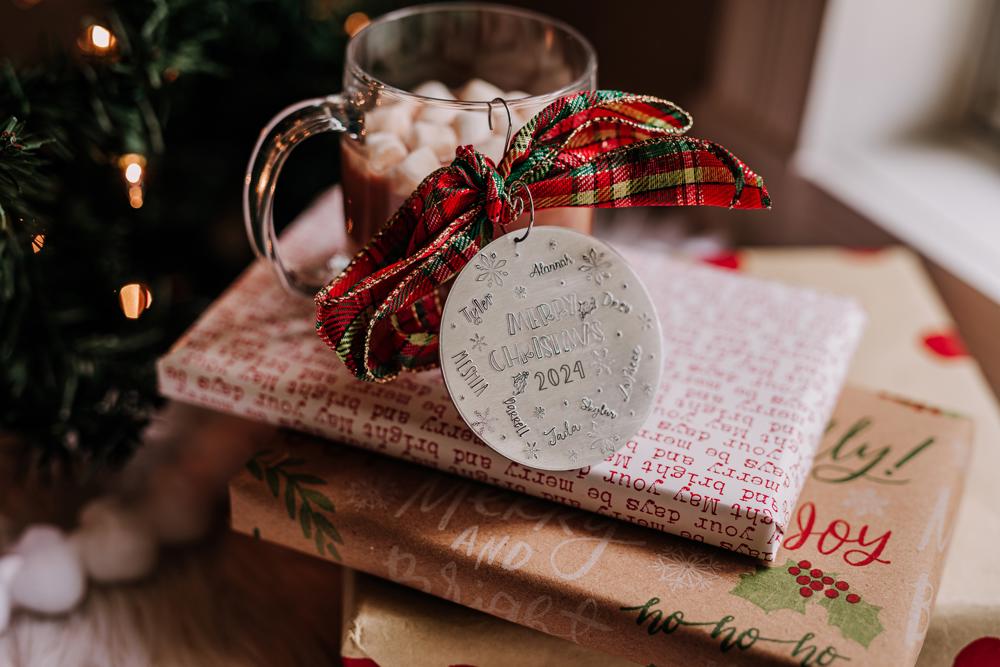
<box><xmin>232</xmin><ymin>385</ymin><xmax>971</xmax><ymax>666</ymax></box>
<box><xmin>159</xmin><ymin>190</ymin><xmax>865</xmax><ymax>560</ymax></box>
<box><xmin>340</xmin><ymin>571</ymin><xmax>637</xmax><ymax>667</ymax></box>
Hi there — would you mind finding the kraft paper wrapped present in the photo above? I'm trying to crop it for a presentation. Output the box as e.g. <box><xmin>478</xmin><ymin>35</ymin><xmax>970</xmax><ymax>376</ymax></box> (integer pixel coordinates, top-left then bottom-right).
<box><xmin>339</xmin><ymin>571</ymin><xmax>638</xmax><ymax>667</ymax></box>
<box><xmin>159</xmin><ymin>189</ymin><xmax>865</xmax><ymax>560</ymax></box>
<box><xmin>736</xmin><ymin>248</ymin><xmax>1000</xmax><ymax>666</ymax></box>
<box><xmin>232</xmin><ymin>385</ymin><xmax>972</xmax><ymax>666</ymax></box>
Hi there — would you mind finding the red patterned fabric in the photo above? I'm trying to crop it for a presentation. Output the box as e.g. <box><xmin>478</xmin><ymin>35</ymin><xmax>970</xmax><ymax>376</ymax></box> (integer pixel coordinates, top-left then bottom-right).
<box><xmin>316</xmin><ymin>90</ymin><xmax>770</xmax><ymax>381</ymax></box>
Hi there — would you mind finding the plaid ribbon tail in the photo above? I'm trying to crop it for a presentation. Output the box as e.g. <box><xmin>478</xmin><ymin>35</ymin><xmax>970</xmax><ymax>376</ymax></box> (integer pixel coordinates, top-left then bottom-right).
<box><xmin>316</xmin><ymin>90</ymin><xmax>771</xmax><ymax>382</ymax></box>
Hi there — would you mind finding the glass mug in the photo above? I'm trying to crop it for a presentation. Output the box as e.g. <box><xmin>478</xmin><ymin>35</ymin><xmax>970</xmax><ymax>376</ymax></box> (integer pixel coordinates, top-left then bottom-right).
<box><xmin>244</xmin><ymin>3</ymin><xmax>597</xmax><ymax>295</ymax></box>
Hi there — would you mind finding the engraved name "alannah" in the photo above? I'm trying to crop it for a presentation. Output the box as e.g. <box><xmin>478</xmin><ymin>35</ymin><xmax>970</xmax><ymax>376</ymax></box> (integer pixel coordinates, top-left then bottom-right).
<box><xmin>528</xmin><ymin>253</ymin><xmax>573</xmax><ymax>277</ymax></box>
<box><xmin>450</xmin><ymin>350</ymin><xmax>489</xmax><ymax>397</ymax></box>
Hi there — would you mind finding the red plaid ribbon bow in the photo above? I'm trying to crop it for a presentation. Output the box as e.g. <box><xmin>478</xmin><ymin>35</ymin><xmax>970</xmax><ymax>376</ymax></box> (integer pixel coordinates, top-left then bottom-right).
<box><xmin>316</xmin><ymin>90</ymin><xmax>770</xmax><ymax>382</ymax></box>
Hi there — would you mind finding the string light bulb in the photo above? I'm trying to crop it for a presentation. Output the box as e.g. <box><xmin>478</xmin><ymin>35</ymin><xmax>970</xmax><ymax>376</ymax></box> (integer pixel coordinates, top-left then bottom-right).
<box><xmin>31</xmin><ymin>234</ymin><xmax>45</xmax><ymax>253</ymax></box>
<box><xmin>344</xmin><ymin>12</ymin><xmax>370</xmax><ymax>36</ymax></box>
<box><xmin>117</xmin><ymin>154</ymin><xmax>146</xmax><ymax>208</ymax></box>
<box><xmin>118</xmin><ymin>282</ymin><xmax>153</xmax><ymax>319</ymax></box>
<box><xmin>79</xmin><ymin>24</ymin><xmax>117</xmax><ymax>55</ymax></box>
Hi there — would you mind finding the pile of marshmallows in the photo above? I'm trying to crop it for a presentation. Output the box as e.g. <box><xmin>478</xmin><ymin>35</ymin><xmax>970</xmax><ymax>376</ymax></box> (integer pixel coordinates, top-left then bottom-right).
<box><xmin>362</xmin><ymin>78</ymin><xmax>545</xmax><ymax>197</ymax></box>
<box><xmin>0</xmin><ymin>467</ymin><xmax>210</xmax><ymax>632</ymax></box>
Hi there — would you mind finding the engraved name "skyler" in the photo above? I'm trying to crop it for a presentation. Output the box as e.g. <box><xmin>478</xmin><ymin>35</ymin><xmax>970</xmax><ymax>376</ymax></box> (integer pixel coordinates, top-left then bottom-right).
<box><xmin>450</xmin><ymin>350</ymin><xmax>489</xmax><ymax>397</ymax></box>
<box><xmin>528</xmin><ymin>253</ymin><xmax>574</xmax><ymax>277</ymax></box>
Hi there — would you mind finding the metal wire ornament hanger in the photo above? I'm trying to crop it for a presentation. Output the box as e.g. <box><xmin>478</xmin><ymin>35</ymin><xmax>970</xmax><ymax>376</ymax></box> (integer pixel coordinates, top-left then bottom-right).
<box><xmin>486</xmin><ymin>96</ymin><xmax>534</xmax><ymax>243</ymax></box>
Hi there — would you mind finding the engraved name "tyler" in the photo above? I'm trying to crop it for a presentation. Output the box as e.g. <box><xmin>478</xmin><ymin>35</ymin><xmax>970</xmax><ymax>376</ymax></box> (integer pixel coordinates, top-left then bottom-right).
<box><xmin>459</xmin><ymin>293</ymin><xmax>493</xmax><ymax>325</ymax></box>
<box><xmin>528</xmin><ymin>253</ymin><xmax>574</xmax><ymax>277</ymax></box>
<box><xmin>450</xmin><ymin>350</ymin><xmax>489</xmax><ymax>397</ymax></box>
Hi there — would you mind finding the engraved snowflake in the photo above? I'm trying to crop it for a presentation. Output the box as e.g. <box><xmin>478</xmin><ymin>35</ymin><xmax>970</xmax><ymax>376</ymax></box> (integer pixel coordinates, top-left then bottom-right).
<box><xmin>643</xmin><ymin>383</ymin><xmax>655</xmax><ymax>396</ymax></box>
<box><xmin>566</xmin><ymin>448</ymin><xmax>579</xmax><ymax>463</ymax></box>
<box><xmin>533</xmin><ymin>406</ymin><xmax>545</xmax><ymax>419</ymax></box>
<box><xmin>469</xmin><ymin>333</ymin><xmax>488</xmax><ymax>352</ymax></box>
<box><xmin>652</xmin><ymin>547</ymin><xmax>722</xmax><ymax>591</ymax></box>
<box><xmin>347</xmin><ymin>480</ymin><xmax>389</xmax><ymax>511</ymax></box>
<box><xmin>475</xmin><ymin>251</ymin><xmax>509</xmax><ymax>288</ymax></box>
<box><xmin>548</xmin><ymin>239</ymin><xmax>558</xmax><ymax>251</ymax></box>
<box><xmin>470</xmin><ymin>408</ymin><xmax>497</xmax><ymax>435</ymax></box>
<box><xmin>840</xmin><ymin>487</ymin><xmax>889</xmax><ymax>518</ymax></box>
<box><xmin>513</xmin><ymin>285</ymin><xmax>527</xmax><ymax>299</ymax></box>
<box><xmin>579</xmin><ymin>247</ymin><xmax>612</xmax><ymax>285</ymax></box>
<box><xmin>592</xmin><ymin>347</ymin><xmax>613</xmax><ymax>376</ymax></box>
<box><xmin>523</xmin><ymin>441</ymin><xmax>539</xmax><ymax>460</ymax></box>
<box><xmin>512</xmin><ymin>371</ymin><xmax>529</xmax><ymax>396</ymax></box>
<box><xmin>639</xmin><ymin>312</ymin><xmax>654</xmax><ymax>331</ymax></box>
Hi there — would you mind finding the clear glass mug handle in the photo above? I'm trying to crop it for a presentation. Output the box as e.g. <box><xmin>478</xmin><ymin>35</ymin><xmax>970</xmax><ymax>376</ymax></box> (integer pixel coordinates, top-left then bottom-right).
<box><xmin>243</xmin><ymin>95</ymin><xmax>348</xmax><ymax>296</ymax></box>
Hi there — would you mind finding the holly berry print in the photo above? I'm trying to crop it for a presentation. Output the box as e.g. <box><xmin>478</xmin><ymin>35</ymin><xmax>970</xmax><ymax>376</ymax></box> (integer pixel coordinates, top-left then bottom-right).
<box><xmin>731</xmin><ymin>559</ymin><xmax>884</xmax><ymax>648</ymax></box>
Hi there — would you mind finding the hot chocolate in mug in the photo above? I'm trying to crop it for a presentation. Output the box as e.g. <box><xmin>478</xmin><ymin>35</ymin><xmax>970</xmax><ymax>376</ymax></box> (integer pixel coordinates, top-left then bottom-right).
<box><xmin>244</xmin><ymin>3</ymin><xmax>597</xmax><ymax>295</ymax></box>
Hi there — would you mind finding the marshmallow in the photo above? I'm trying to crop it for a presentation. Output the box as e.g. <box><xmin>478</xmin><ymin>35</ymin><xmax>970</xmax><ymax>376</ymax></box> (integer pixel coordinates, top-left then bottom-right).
<box><xmin>0</xmin><ymin>555</ymin><xmax>22</xmax><ymax>632</ymax></box>
<box><xmin>476</xmin><ymin>134</ymin><xmax>508</xmax><ymax>164</ymax></box>
<box><xmin>392</xmin><ymin>146</ymin><xmax>441</xmax><ymax>197</ymax></box>
<box><xmin>74</xmin><ymin>498</ymin><xmax>158</xmax><ymax>583</ymax></box>
<box><xmin>453</xmin><ymin>109</ymin><xmax>502</xmax><ymax>146</ymax></box>
<box><xmin>412</xmin><ymin>80</ymin><xmax>454</xmax><ymax>101</ymax></box>
<box><xmin>407</xmin><ymin>121</ymin><xmax>458</xmax><ymax>162</ymax></box>
<box><xmin>413</xmin><ymin>81</ymin><xmax>459</xmax><ymax>125</ymax></box>
<box><xmin>457</xmin><ymin>78</ymin><xmax>505</xmax><ymax>102</ymax></box>
<box><xmin>365</xmin><ymin>103</ymin><xmax>414</xmax><ymax>142</ymax></box>
<box><xmin>9</xmin><ymin>525</ymin><xmax>85</xmax><ymax>614</ymax></box>
<box><xmin>365</xmin><ymin>132</ymin><xmax>408</xmax><ymax>173</ymax></box>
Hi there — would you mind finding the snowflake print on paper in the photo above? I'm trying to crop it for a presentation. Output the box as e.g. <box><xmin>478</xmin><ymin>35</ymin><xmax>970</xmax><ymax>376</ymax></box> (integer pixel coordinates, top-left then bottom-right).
<box><xmin>347</xmin><ymin>480</ymin><xmax>389</xmax><ymax>511</ymax></box>
<box><xmin>475</xmin><ymin>251</ymin><xmax>509</xmax><ymax>288</ymax></box>
<box><xmin>470</xmin><ymin>408</ymin><xmax>497</xmax><ymax>435</ymax></box>
<box><xmin>579</xmin><ymin>247</ymin><xmax>612</xmax><ymax>285</ymax></box>
<box><xmin>469</xmin><ymin>333</ymin><xmax>488</xmax><ymax>352</ymax></box>
<box><xmin>513</xmin><ymin>285</ymin><xmax>527</xmax><ymax>299</ymax></box>
<box><xmin>840</xmin><ymin>487</ymin><xmax>889</xmax><ymax>518</ymax></box>
<box><xmin>523</xmin><ymin>442</ymin><xmax>539</xmax><ymax>460</ymax></box>
<box><xmin>592</xmin><ymin>347</ymin><xmax>613</xmax><ymax>376</ymax></box>
<box><xmin>533</xmin><ymin>406</ymin><xmax>545</xmax><ymax>419</ymax></box>
<box><xmin>653</xmin><ymin>547</ymin><xmax>722</xmax><ymax>591</ymax></box>
<box><xmin>639</xmin><ymin>312</ymin><xmax>654</xmax><ymax>331</ymax></box>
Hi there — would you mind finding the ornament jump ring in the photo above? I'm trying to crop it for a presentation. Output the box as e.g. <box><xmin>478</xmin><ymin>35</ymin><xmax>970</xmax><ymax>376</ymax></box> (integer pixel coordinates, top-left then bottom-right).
<box><xmin>509</xmin><ymin>180</ymin><xmax>534</xmax><ymax>243</ymax></box>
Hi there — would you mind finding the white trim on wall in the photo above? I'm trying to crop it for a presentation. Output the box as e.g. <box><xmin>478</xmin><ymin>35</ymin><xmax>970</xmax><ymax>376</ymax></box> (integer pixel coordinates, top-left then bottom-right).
<box><xmin>794</xmin><ymin>0</ymin><xmax>1000</xmax><ymax>303</ymax></box>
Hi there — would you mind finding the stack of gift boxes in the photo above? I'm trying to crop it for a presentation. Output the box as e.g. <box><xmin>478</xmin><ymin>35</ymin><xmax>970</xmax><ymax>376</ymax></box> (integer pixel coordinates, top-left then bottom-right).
<box><xmin>158</xmin><ymin>192</ymin><xmax>1000</xmax><ymax>665</ymax></box>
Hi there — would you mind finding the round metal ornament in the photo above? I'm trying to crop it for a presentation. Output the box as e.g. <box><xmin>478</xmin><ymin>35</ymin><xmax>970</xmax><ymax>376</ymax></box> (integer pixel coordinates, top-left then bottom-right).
<box><xmin>439</xmin><ymin>226</ymin><xmax>663</xmax><ymax>470</ymax></box>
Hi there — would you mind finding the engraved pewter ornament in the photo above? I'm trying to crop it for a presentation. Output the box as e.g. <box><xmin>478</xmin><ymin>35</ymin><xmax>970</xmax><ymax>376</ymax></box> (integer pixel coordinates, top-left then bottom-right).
<box><xmin>439</xmin><ymin>227</ymin><xmax>663</xmax><ymax>470</ymax></box>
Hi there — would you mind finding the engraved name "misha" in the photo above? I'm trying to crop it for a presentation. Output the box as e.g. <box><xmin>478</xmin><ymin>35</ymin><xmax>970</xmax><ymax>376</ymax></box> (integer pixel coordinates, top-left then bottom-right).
<box><xmin>450</xmin><ymin>350</ymin><xmax>489</xmax><ymax>397</ymax></box>
<box><xmin>528</xmin><ymin>253</ymin><xmax>573</xmax><ymax>277</ymax></box>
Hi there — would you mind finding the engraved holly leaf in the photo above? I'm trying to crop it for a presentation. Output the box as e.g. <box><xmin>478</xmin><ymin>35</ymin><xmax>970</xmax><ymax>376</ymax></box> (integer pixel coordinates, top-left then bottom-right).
<box><xmin>512</xmin><ymin>371</ymin><xmax>529</xmax><ymax>396</ymax></box>
<box><xmin>819</xmin><ymin>594</ymin><xmax>884</xmax><ymax>648</ymax></box>
<box><xmin>579</xmin><ymin>247</ymin><xmax>612</xmax><ymax>285</ymax></box>
<box><xmin>730</xmin><ymin>559</ymin><xmax>809</xmax><ymax>614</ymax></box>
<box><xmin>475</xmin><ymin>252</ymin><xmax>509</xmax><ymax>288</ymax></box>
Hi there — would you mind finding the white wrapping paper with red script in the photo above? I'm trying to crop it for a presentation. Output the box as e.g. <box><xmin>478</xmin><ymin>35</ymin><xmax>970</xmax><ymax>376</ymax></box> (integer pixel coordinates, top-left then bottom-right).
<box><xmin>158</xmin><ymin>191</ymin><xmax>865</xmax><ymax>559</ymax></box>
